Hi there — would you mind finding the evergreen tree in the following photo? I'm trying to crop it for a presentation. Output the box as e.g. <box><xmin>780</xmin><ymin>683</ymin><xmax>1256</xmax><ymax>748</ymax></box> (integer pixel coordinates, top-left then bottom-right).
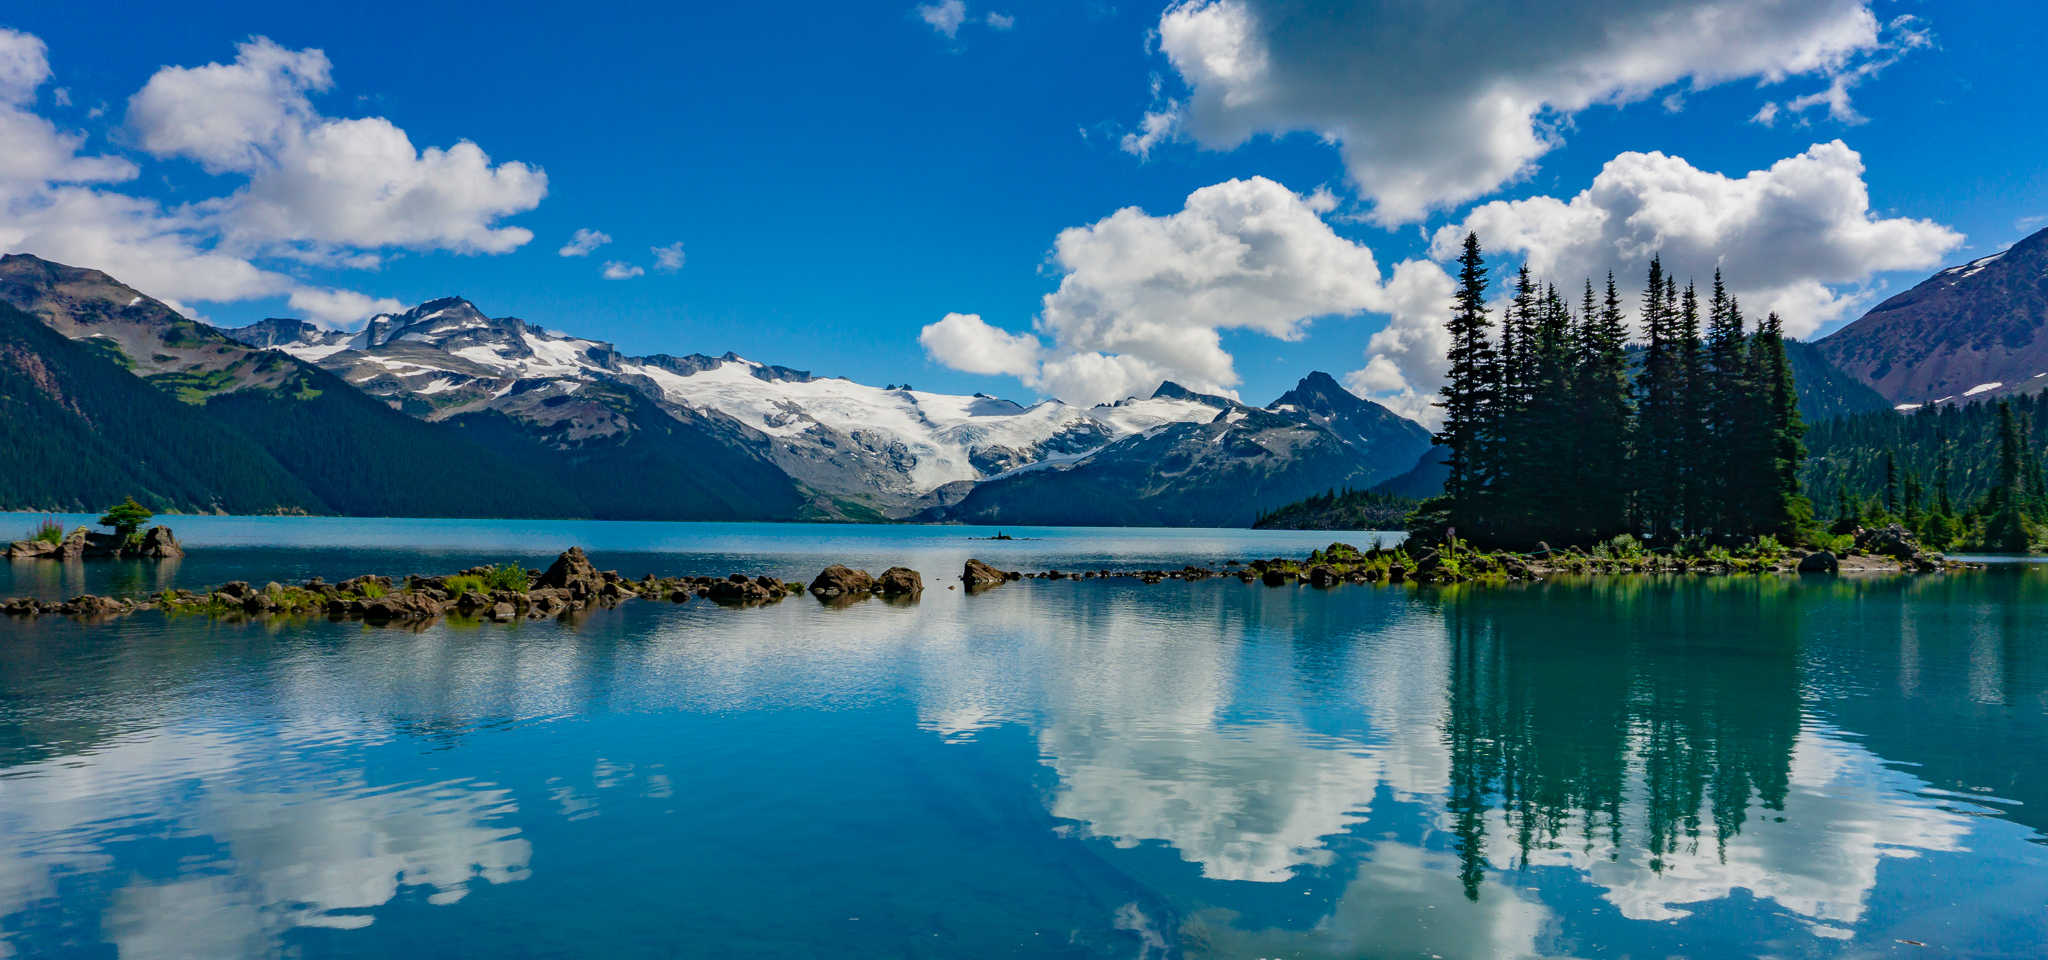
<box><xmin>1633</xmin><ymin>258</ymin><xmax>1686</xmax><ymax>540</ymax></box>
<box><xmin>1699</xmin><ymin>272</ymin><xmax>1753</xmax><ymax>534</ymax></box>
<box><xmin>1432</xmin><ymin>233</ymin><xmax>1498</xmax><ymax>537</ymax></box>
<box><xmin>1569</xmin><ymin>275</ymin><xmax>1634</xmax><ymax>542</ymax></box>
<box><xmin>1981</xmin><ymin>400</ymin><xmax>2036</xmax><ymax>551</ymax></box>
<box><xmin>1883</xmin><ymin>452</ymin><xmax>1900</xmax><ymax>517</ymax></box>
<box><xmin>1749</xmin><ymin>313</ymin><xmax>1812</xmax><ymax>538</ymax></box>
<box><xmin>1676</xmin><ymin>281</ymin><xmax>1705</xmax><ymax>534</ymax></box>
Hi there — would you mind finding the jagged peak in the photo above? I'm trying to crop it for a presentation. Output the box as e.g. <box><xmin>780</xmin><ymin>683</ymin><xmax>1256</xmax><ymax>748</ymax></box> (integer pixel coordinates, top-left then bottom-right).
<box><xmin>1149</xmin><ymin>380</ymin><xmax>1239</xmax><ymax>410</ymax></box>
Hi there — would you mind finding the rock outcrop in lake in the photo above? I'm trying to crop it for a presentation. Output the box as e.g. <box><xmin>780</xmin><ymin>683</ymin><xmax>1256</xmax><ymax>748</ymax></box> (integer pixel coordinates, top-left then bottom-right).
<box><xmin>6</xmin><ymin>524</ymin><xmax>181</xmax><ymax>560</ymax></box>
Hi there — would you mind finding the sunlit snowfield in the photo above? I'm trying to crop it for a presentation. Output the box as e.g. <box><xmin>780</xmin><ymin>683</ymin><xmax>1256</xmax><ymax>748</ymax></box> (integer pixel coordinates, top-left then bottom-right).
<box><xmin>1</xmin><ymin>519</ymin><xmax>2044</xmax><ymax>959</ymax></box>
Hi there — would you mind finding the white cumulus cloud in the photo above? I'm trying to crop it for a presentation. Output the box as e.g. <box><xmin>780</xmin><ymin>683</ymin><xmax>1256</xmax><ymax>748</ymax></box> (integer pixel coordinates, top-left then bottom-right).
<box><xmin>601</xmin><ymin>260</ymin><xmax>644</xmax><ymax>280</ymax></box>
<box><xmin>651</xmin><ymin>241</ymin><xmax>685</xmax><ymax>273</ymax></box>
<box><xmin>921</xmin><ymin>176</ymin><xmax>1450</xmax><ymax>408</ymax></box>
<box><xmin>1434</xmin><ymin>141</ymin><xmax>1963</xmax><ymax>338</ymax></box>
<box><xmin>0</xmin><ymin>31</ymin><xmax>541</xmax><ymax>328</ymax></box>
<box><xmin>919</xmin><ymin>312</ymin><xmax>1042</xmax><ymax>376</ymax></box>
<box><xmin>1145</xmin><ymin>0</ymin><xmax>1911</xmax><ymax>224</ymax></box>
<box><xmin>557</xmin><ymin>228</ymin><xmax>610</xmax><ymax>257</ymax></box>
<box><xmin>1346</xmin><ymin>142</ymin><xmax>1963</xmax><ymax>428</ymax></box>
<box><xmin>918</xmin><ymin>0</ymin><xmax>969</xmax><ymax>38</ymax></box>
<box><xmin>986</xmin><ymin>12</ymin><xmax>1015</xmax><ymax>30</ymax></box>
<box><xmin>128</xmin><ymin>37</ymin><xmax>545</xmax><ymax>263</ymax></box>
<box><xmin>286</xmin><ymin>286</ymin><xmax>405</xmax><ymax>327</ymax></box>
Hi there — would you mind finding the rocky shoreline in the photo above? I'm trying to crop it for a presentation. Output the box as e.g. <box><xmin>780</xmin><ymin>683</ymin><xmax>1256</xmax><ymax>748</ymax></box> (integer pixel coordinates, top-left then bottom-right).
<box><xmin>0</xmin><ymin>526</ymin><xmax>1988</xmax><ymax>624</ymax></box>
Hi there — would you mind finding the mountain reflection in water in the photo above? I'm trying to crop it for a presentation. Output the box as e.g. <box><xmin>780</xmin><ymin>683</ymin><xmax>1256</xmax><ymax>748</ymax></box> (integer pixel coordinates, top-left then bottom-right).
<box><xmin>1</xmin><ymin>544</ymin><xmax>2042</xmax><ymax>959</ymax></box>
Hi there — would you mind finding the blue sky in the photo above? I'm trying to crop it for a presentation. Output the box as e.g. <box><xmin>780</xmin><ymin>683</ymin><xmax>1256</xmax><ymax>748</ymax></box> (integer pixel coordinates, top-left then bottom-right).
<box><xmin>3</xmin><ymin>0</ymin><xmax>2043</xmax><ymax>415</ymax></box>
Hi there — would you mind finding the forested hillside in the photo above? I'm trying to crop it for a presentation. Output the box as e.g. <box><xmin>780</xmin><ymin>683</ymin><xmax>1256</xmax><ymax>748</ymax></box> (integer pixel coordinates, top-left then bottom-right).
<box><xmin>1804</xmin><ymin>393</ymin><xmax>2047</xmax><ymax>549</ymax></box>
<box><xmin>0</xmin><ymin>302</ymin><xmax>324</xmax><ymax>514</ymax></box>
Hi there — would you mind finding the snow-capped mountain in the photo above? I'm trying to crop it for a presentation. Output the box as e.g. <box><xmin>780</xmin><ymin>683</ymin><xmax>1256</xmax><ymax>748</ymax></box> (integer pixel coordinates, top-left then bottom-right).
<box><xmin>228</xmin><ymin>298</ymin><xmax>1232</xmax><ymax>517</ymax></box>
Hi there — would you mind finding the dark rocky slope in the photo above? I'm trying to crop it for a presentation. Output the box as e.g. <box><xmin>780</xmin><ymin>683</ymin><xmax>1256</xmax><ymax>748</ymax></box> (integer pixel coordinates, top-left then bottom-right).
<box><xmin>1817</xmin><ymin>228</ymin><xmax>2048</xmax><ymax>405</ymax></box>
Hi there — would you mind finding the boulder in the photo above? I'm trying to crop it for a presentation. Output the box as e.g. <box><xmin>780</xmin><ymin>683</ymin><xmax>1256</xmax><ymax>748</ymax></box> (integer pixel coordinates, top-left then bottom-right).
<box><xmin>1797</xmin><ymin>551</ymin><xmax>1839</xmax><ymax>574</ymax></box>
<box><xmin>876</xmin><ymin>567</ymin><xmax>923</xmax><ymax>595</ymax></box>
<box><xmin>49</xmin><ymin>529</ymin><xmax>88</xmax><ymax>560</ymax></box>
<box><xmin>361</xmin><ymin>591</ymin><xmax>444</xmax><ymax>621</ymax></box>
<box><xmin>337</xmin><ymin>575</ymin><xmax>392</xmax><ymax>596</ymax></box>
<box><xmin>489</xmin><ymin>602</ymin><xmax>516</xmax><ymax>622</ymax></box>
<box><xmin>709</xmin><ymin>577</ymin><xmax>773</xmax><ymax>602</ymax></box>
<box><xmin>6</xmin><ymin>539</ymin><xmax>56</xmax><ymax>559</ymax></box>
<box><xmin>1306</xmin><ymin>564</ymin><xmax>1340</xmax><ymax>587</ymax></box>
<box><xmin>66</xmin><ymin>595</ymin><xmax>130</xmax><ymax>618</ymax></box>
<box><xmin>537</xmin><ymin>547</ymin><xmax>602</xmax><ymax>593</ymax></box>
<box><xmin>1854</xmin><ymin>524</ymin><xmax>1921</xmax><ymax>562</ymax></box>
<box><xmin>217</xmin><ymin>581</ymin><xmax>254</xmax><ymax>599</ymax></box>
<box><xmin>1261</xmin><ymin>568</ymin><xmax>1290</xmax><ymax>587</ymax></box>
<box><xmin>961</xmin><ymin>558</ymin><xmax>1014</xmax><ymax>585</ymax></box>
<box><xmin>809</xmin><ymin>564</ymin><xmax>876</xmax><ymax>596</ymax></box>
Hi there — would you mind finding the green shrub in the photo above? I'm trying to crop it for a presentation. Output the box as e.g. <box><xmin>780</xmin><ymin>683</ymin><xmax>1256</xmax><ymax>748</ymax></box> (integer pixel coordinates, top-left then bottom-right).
<box><xmin>444</xmin><ymin>574</ymin><xmax>487</xmax><ymax>598</ymax></box>
<box><xmin>98</xmin><ymin>496</ymin><xmax>155</xmax><ymax>541</ymax></box>
<box><xmin>28</xmin><ymin>517</ymin><xmax>64</xmax><ymax>544</ymax></box>
<box><xmin>1593</xmin><ymin>534</ymin><xmax>1644</xmax><ymax>560</ymax></box>
<box><xmin>360</xmin><ymin>581</ymin><xmax>387</xmax><ymax>599</ymax></box>
<box><xmin>1812</xmin><ymin>532</ymin><xmax>1853</xmax><ymax>555</ymax></box>
<box><xmin>480</xmin><ymin>562</ymin><xmax>530</xmax><ymax>592</ymax></box>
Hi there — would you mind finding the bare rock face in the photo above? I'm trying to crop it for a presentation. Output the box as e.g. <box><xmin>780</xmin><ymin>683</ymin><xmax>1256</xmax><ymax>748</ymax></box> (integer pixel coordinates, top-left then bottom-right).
<box><xmin>876</xmin><ymin>567</ymin><xmax>923</xmax><ymax>594</ymax></box>
<box><xmin>961</xmin><ymin>559</ymin><xmax>1015</xmax><ymax>585</ymax></box>
<box><xmin>809</xmin><ymin>564</ymin><xmax>876</xmax><ymax>596</ymax></box>
<box><xmin>538</xmin><ymin>547</ymin><xmax>602</xmax><ymax>594</ymax></box>
<box><xmin>1815</xmin><ymin>227</ymin><xmax>2048</xmax><ymax>405</ymax></box>
<box><xmin>137</xmin><ymin>525</ymin><xmax>183</xmax><ymax>558</ymax></box>
<box><xmin>1798</xmin><ymin>551</ymin><xmax>1840</xmax><ymax>574</ymax></box>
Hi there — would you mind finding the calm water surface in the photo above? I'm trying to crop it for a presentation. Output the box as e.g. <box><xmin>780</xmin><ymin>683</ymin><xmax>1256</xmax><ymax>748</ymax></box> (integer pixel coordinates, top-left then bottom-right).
<box><xmin>1</xmin><ymin>518</ymin><xmax>2044</xmax><ymax>959</ymax></box>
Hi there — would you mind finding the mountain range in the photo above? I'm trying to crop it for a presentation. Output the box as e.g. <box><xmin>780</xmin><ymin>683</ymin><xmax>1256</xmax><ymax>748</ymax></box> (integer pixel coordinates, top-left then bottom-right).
<box><xmin>6</xmin><ymin>227</ymin><xmax>2038</xmax><ymax>526</ymax></box>
<box><xmin>0</xmin><ymin>254</ymin><xmax>1432</xmax><ymax>524</ymax></box>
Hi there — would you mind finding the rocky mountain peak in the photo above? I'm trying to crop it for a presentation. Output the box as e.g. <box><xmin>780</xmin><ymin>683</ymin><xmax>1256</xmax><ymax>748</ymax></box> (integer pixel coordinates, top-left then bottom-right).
<box><xmin>1149</xmin><ymin>380</ymin><xmax>1241</xmax><ymax>410</ymax></box>
<box><xmin>1817</xmin><ymin>227</ymin><xmax>2048</xmax><ymax>404</ymax></box>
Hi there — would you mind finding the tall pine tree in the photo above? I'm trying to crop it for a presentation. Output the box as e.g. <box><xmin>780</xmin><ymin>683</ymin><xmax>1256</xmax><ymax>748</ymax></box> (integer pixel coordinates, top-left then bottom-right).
<box><xmin>1432</xmin><ymin>233</ymin><xmax>1498</xmax><ymax>538</ymax></box>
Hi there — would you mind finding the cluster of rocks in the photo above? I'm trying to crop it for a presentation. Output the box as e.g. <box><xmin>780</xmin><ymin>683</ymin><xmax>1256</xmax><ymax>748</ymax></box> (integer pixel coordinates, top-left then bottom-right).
<box><xmin>1</xmin><ymin>548</ymin><xmax>960</xmax><ymax>624</ymax></box>
<box><xmin>809</xmin><ymin>564</ymin><xmax>925</xmax><ymax>597</ymax></box>
<box><xmin>2</xmin><ymin>531</ymin><xmax>1986</xmax><ymax>626</ymax></box>
<box><xmin>5</xmin><ymin>525</ymin><xmax>183</xmax><ymax>560</ymax></box>
<box><xmin>1</xmin><ymin>594</ymin><xmax>147</xmax><ymax>619</ymax></box>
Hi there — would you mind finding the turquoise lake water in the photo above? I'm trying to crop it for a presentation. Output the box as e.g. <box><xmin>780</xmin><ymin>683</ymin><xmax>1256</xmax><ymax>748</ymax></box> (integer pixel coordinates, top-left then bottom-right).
<box><xmin>2</xmin><ymin>518</ymin><xmax>2044</xmax><ymax>958</ymax></box>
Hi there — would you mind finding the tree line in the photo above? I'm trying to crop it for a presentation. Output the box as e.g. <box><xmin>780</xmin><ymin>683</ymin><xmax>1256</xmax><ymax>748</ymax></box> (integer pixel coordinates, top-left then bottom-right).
<box><xmin>1420</xmin><ymin>234</ymin><xmax>1808</xmax><ymax>549</ymax></box>
<box><xmin>1807</xmin><ymin>393</ymin><xmax>2046</xmax><ymax>551</ymax></box>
